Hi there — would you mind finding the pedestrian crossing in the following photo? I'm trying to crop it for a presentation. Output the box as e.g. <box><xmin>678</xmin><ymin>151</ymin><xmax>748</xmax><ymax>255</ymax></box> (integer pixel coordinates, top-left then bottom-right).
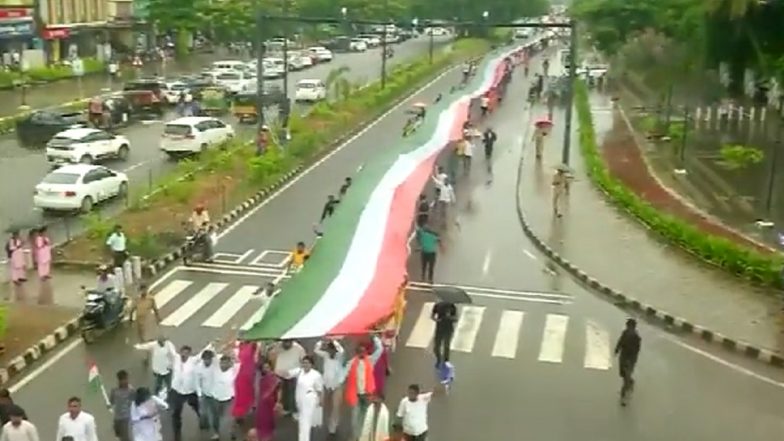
<box><xmin>402</xmin><ymin>302</ymin><xmax>614</xmax><ymax>370</ymax></box>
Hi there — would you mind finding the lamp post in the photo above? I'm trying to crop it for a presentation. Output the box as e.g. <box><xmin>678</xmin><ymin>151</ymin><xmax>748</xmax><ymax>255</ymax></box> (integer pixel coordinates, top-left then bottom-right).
<box><xmin>255</xmin><ymin>6</ymin><xmax>266</xmax><ymax>129</ymax></box>
<box><xmin>482</xmin><ymin>10</ymin><xmax>489</xmax><ymax>37</ymax></box>
<box><xmin>281</xmin><ymin>0</ymin><xmax>290</xmax><ymax>131</ymax></box>
<box><xmin>561</xmin><ymin>20</ymin><xmax>578</xmax><ymax>165</ymax></box>
<box><xmin>341</xmin><ymin>7</ymin><xmax>348</xmax><ymax>35</ymax></box>
<box><xmin>380</xmin><ymin>0</ymin><xmax>389</xmax><ymax>89</ymax></box>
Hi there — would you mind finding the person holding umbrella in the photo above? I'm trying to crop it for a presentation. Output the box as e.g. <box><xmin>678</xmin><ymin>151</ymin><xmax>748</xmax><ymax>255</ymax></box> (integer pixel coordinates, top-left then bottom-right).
<box><xmin>430</xmin><ymin>287</ymin><xmax>471</xmax><ymax>367</ymax></box>
<box><xmin>532</xmin><ymin>117</ymin><xmax>552</xmax><ymax>160</ymax></box>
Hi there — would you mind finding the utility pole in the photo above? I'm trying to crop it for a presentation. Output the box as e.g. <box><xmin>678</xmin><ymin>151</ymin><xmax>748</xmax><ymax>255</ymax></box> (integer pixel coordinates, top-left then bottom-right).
<box><xmin>427</xmin><ymin>19</ymin><xmax>434</xmax><ymax>64</ymax></box>
<box><xmin>561</xmin><ymin>20</ymin><xmax>578</xmax><ymax>166</ymax></box>
<box><xmin>255</xmin><ymin>7</ymin><xmax>266</xmax><ymax>128</ymax></box>
<box><xmin>281</xmin><ymin>0</ymin><xmax>290</xmax><ymax>130</ymax></box>
<box><xmin>764</xmin><ymin>122</ymin><xmax>781</xmax><ymax>216</ymax></box>
<box><xmin>380</xmin><ymin>0</ymin><xmax>389</xmax><ymax>89</ymax></box>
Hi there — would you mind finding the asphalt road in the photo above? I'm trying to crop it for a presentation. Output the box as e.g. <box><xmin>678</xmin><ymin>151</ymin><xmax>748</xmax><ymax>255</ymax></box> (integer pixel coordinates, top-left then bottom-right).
<box><xmin>0</xmin><ymin>35</ymin><xmax>447</xmax><ymax>251</ymax></box>
<box><xmin>7</xmin><ymin>45</ymin><xmax>784</xmax><ymax>441</ymax></box>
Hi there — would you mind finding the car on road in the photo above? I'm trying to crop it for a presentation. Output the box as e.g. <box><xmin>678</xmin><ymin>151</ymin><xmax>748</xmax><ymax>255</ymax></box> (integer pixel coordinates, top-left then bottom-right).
<box><xmin>307</xmin><ymin>46</ymin><xmax>333</xmax><ymax>62</ymax></box>
<box><xmin>211</xmin><ymin>60</ymin><xmax>247</xmax><ymax>73</ymax></box>
<box><xmin>349</xmin><ymin>38</ymin><xmax>368</xmax><ymax>51</ymax></box>
<box><xmin>46</xmin><ymin>128</ymin><xmax>131</xmax><ymax>166</ymax></box>
<box><xmin>16</xmin><ymin>110</ymin><xmax>87</xmax><ymax>147</ymax></box>
<box><xmin>426</xmin><ymin>27</ymin><xmax>448</xmax><ymax>36</ymax></box>
<box><xmin>162</xmin><ymin>81</ymin><xmax>190</xmax><ymax>103</ymax></box>
<box><xmin>33</xmin><ymin>164</ymin><xmax>129</xmax><ymax>213</ymax></box>
<box><xmin>356</xmin><ymin>34</ymin><xmax>381</xmax><ymax>47</ymax></box>
<box><xmin>213</xmin><ymin>71</ymin><xmax>255</xmax><ymax>94</ymax></box>
<box><xmin>297</xmin><ymin>51</ymin><xmax>314</xmax><ymax>68</ymax></box>
<box><xmin>160</xmin><ymin>116</ymin><xmax>235</xmax><ymax>159</ymax></box>
<box><xmin>294</xmin><ymin>79</ymin><xmax>327</xmax><ymax>102</ymax></box>
<box><xmin>286</xmin><ymin>53</ymin><xmax>306</xmax><ymax>71</ymax></box>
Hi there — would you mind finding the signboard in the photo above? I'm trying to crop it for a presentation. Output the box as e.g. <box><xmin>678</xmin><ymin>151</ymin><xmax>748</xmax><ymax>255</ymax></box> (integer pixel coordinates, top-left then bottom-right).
<box><xmin>71</xmin><ymin>58</ymin><xmax>84</xmax><ymax>77</ymax></box>
<box><xmin>0</xmin><ymin>1</ymin><xmax>33</xmax><ymax>7</ymax></box>
<box><xmin>0</xmin><ymin>7</ymin><xmax>31</xmax><ymax>18</ymax></box>
<box><xmin>42</xmin><ymin>28</ymin><xmax>69</xmax><ymax>39</ymax></box>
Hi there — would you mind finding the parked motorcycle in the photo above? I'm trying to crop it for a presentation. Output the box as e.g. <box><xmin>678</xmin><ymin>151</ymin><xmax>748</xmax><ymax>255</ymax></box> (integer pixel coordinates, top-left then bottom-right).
<box><xmin>79</xmin><ymin>287</ymin><xmax>129</xmax><ymax>344</ymax></box>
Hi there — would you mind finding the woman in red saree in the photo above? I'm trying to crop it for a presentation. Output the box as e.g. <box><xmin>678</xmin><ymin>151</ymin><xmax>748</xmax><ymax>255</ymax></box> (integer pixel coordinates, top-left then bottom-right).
<box><xmin>255</xmin><ymin>358</ymin><xmax>281</xmax><ymax>441</ymax></box>
<box><xmin>232</xmin><ymin>342</ymin><xmax>258</xmax><ymax>436</ymax></box>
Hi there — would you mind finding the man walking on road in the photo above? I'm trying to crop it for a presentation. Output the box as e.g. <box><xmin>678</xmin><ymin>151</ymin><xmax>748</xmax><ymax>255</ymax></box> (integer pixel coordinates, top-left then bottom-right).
<box><xmin>170</xmin><ymin>344</ymin><xmax>210</xmax><ymax>441</ymax></box>
<box><xmin>134</xmin><ymin>335</ymin><xmax>175</xmax><ymax>394</ymax></box>
<box><xmin>55</xmin><ymin>397</ymin><xmax>98</xmax><ymax>441</ymax></box>
<box><xmin>431</xmin><ymin>301</ymin><xmax>457</xmax><ymax>366</ymax></box>
<box><xmin>109</xmin><ymin>370</ymin><xmax>133</xmax><ymax>441</ymax></box>
<box><xmin>1</xmin><ymin>405</ymin><xmax>37</xmax><ymax>441</ymax></box>
<box><xmin>482</xmin><ymin>128</ymin><xmax>497</xmax><ymax>169</ymax></box>
<box><xmin>272</xmin><ymin>339</ymin><xmax>306</xmax><ymax>417</ymax></box>
<box><xmin>614</xmin><ymin>319</ymin><xmax>641</xmax><ymax>406</ymax></box>
<box><xmin>396</xmin><ymin>384</ymin><xmax>437</xmax><ymax>441</ymax></box>
<box><xmin>313</xmin><ymin>339</ymin><xmax>345</xmax><ymax>438</ymax></box>
<box><xmin>416</xmin><ymin>226</ymin><xmax>440</xmax><ymax>284</ymax></box>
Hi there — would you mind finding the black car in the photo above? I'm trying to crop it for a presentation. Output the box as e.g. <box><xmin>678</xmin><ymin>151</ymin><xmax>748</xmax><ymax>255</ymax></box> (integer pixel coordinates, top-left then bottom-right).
<box><xmin>16</xmin><ymin>110</ymin><xmax>87</xmax><ymax>147</ymax></box>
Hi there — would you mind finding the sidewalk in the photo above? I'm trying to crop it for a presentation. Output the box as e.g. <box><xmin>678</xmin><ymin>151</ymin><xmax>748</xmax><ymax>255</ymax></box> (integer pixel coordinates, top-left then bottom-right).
<box><xmin>0</xmin><ymin>52</ymin><xmax>225</xmax><ymax>118</ymax></box>
<box><xmin>517</xmin><ymin>94</ymin><xmax>784</xmax><ymax>354</ymax></box>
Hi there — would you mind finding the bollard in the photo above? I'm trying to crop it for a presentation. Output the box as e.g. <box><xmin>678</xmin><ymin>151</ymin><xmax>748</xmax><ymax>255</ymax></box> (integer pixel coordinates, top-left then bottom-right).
<box><xmin>131</xmin><ymin>256</ymin><xmax>142</xmax><ymax>281</ymax></box>
<box><xmin>123</xmin><ymin>259</ymin><xmax>134</xmax><ymax>287</ymax></box>
<box><xmin>113</xmin><ymin>267</ymin><xmax>125</xmax><ymax>293</ymax></box>
<box><xmin>24</xmin><ymin>248</ymin><xmax>33</xmax><ymax>270</ymax></box>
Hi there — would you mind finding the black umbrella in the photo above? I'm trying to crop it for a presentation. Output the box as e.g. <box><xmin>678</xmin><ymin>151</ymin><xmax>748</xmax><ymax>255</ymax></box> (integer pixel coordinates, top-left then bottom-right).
<box><xmin>433</xmin><ymin>285</ymin><xmax>472</xmax><ymax>304</ymax></box>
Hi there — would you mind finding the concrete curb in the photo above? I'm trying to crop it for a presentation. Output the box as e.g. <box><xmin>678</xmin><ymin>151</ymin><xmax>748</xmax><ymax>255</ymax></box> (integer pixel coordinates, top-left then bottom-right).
<box><xmin>514</xmin><ymin>191</ymin><xmax>784</xmax><ymax>368</ymax></box>
<box><xmin>0</xmin><ymin>317</ymin><xmax>80</xmax><ymax>385</ymax></box>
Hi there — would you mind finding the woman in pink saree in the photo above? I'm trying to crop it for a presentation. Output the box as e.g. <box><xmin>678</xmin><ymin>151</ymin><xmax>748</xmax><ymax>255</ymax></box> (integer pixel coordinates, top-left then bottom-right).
<box><xmin>5</xmin><ymin>231</ymin><xmax>26</xmax><ymax>284</ymax></box>
<box><xmin>33</xmin><ymin>227</ymin><xmax>52</xmax><ymax>280</ymax></box>
<box><xmin>233</xmin><ymin>342</ymin><xmax>258</xmax><ymax>434</ymax></box>
<box><xmin>255</xmin><ymin>358</ymin><xmax>281</xmax><ymax>441</ymax></box>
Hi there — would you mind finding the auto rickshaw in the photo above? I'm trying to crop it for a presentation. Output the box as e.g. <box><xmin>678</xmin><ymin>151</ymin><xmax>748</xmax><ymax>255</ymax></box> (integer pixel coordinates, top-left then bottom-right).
<box><xmin>200</xmin><ymin>86</ymin><xmax>229</xmax><ymax>115</ymax></box>
<box><xmin>232</xmin><ymin>93</ymin><xmax>258</xmax><ymax>124</ymax></box>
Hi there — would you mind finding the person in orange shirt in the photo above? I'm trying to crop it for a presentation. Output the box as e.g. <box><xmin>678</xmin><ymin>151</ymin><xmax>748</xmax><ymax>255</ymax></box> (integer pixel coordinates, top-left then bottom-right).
<box><xmin>288</xmin><ymin>241</ymin><xmax>310</xmax><ymax>272</ymax></box>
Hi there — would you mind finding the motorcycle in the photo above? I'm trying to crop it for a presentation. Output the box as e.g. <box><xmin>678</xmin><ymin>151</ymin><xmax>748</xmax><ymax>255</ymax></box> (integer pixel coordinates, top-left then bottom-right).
<box><xmin>79</xmin><ymin>287</ymin><xmax>129</xmax><ymax>344</ymax></box>
<box><xmin>182</xmin><ymin>227</ymin><xmax>213</xmax><ymax>265</ymax></box>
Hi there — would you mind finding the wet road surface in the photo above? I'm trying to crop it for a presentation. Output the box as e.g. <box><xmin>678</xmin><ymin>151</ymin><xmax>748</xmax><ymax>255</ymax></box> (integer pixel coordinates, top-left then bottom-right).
<box><xmin>6</xmin><ymin>45</ymin><xmax>784</xmax><ymax>441</ymax></box>
<box><xmin>0</xmin><ymin>36</ymin><xmax>447</xmax><ymax>262</ymax></box>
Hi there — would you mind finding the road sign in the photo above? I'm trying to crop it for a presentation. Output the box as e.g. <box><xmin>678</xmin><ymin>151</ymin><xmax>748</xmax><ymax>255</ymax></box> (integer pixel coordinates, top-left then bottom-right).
<box><xmin>72</xmin><ymin>58</ymin><xmax>84</xmax><ymax>77</ymax></box>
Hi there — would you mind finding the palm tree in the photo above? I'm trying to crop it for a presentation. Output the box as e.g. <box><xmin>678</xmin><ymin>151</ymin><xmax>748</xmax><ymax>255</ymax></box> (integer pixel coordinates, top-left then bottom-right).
<box><xmin>325</xmin><ymin>66</ymin><xmax>352</xmax><ymax>101</ymax></box>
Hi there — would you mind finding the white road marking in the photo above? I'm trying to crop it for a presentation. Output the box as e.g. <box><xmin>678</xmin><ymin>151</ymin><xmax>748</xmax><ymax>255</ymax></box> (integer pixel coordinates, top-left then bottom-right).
<box><xmin>249</xmin><ymin>250</ymin><xmax>291</xmax><ymax>268</ymax></box>
<box><xmin>216</xmin><ymin>67</ymin><xmax>456</xmax><ymax>241</ymax></box>
<box><xmin>407</xmin><ymin>281</ymin><xmax>573</xmax><ymax>300</ymax></box>
<box><xmin>202</xmin><ymin>285</ymin><xmax>259</xmax><ymax>328</ymax></box>
<box><xmin>235</xmin><ymin>249</ymin><xmax>255</xmax><ymax>264</ymax></box>
<box><xmin>406</xmin><ymin>302</ymin><xmax>435</xmax><ymax>349</ymax></box>
<box><xmin>161</xmin><ymin>282</ymin><xmax>227</xmax><ymax>327</ymax></box>
<box><xmin>583</xmin><ymin>320</ymin><xmax>612</xmax><ymax>370</ymax></box>
<box><xmin>481</xmin><ymin>250</ymin><xmax>493</xmax><ymax>276</ymax></box>
<box><xmin>154</xmin><ymin>280</ymin><xmax>193</xmax><ymax>308</ymax></box>
<box><xmin>538</xmin><ymin>314</ymin><xmax>569</xmax><ymax>363</ymax></box>
<box><xmin>523</xmin><ymin>249</ymin><xmax>537</xmax><ymax>261</ymax></box>
<box><xmin>451</xmin><ymin>306</ymin><xmax>485</xmax><ymax>353</ymax></box>
<box><xmin>122</xmin><ymin>161</ymin><xmax>147</xmax><ymax>173</ymax></box>
<box><xmin>406</xmin><ymin>285</ymin><xmax>572</xmax><ymax>305</ymax></box>
<box><xmin>180</xmin><ymin>265</ymin><xmax>292</xmax><ymax>279</ymax></box>
<box><xmin>249</xmin><ymin>250</ymin><xmax>270</xmax><ymax>266</ymax></box>
<box><xmin>491</xmin><ymin>310</ymin><xmax>524</xmax><ymax>359</ymax></box>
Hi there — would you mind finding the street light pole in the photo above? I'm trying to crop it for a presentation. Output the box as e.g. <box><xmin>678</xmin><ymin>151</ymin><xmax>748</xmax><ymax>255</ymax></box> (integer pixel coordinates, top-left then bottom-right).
<box><xmin>561</xmin><ymin>20</ymin><xmax>578</xmax><ymax>166</ymax></box>
<box><xmin>380</xmin><ymin>0</ymin><xmax>389</xmax><ymax>89</ymax></box>
<box><xmin>425</xmin><ymin>19</ymin><xmax>433</xmax><ymax>64</ymax></box>
<box><xmin>764</xmin><ymin>123</ymin><xmax>781</xmax><ymax>216</ymax></box>
<box><xmin>255</xmin><ymin>7</ymin><xmax>266</xmax><ymax>128</ymax></box>
<box><xmin>281</xmin><ymin>0</ymin><xmax>290</xmax><ymax>130</ymax></box>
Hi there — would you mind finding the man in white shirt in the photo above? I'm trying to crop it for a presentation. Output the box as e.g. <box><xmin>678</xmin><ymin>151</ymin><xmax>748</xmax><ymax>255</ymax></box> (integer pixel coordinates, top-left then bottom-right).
<box><xmin>202</xmin><ymin>354</ymin><xmax>238</xmax><ymax>440</ymax></box>
<box><xmin>196</xmin><ymin>350</ymin><xmax>216</xmax><ymax>432</ymax></box>
<box><xmin>170</xmin><ymin>344</ymin><xmax>212</xmax><ymax>441</ymax></box>
<box><xmin>134</xmin><ymin>335</ymin><xmax>176</xmax><ymax>395</ymax></box>
<box><xmin>313</xmin><ymin>339</ymin><xmax>345</xmax><ymax>436</ymax></box>
<box><xmin>1</xmin><ymin>405</ymin><xmax>38</xmax><ymax>441</ymax></box>
<box><xmin>55</xmin><ymin>397</ymin><xmax>98</xmax><ymax>441</ymax></box>
<box><xmin>105</xmin><ymin>225</ymin><xmax>127</xmax><ymax>269</ymax></box>
<box><xmin>396</xmin><ymin>384</ymin><xmax>435</xmax><ymax>441</ymax></box>
<box><xmin>272</xmin><ymin>339</ymin><xmax>305</xmax><ymax>416</ymax></box>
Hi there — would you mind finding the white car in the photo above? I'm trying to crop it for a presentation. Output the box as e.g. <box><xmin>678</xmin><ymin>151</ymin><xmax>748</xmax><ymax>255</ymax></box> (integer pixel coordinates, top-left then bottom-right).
<box><xmin>286</xmin><ymin>53</ymin><xmax>305</xmax><ymax>71</ymax></box>
<box><xmin>298</xmin><ymin>52</ymin><xmax>314</xmax><ymax>68</ymax></box>
<box><xmin>211</xmin><ymin>60</ymin><xmax>247</xmax><ymax>73</ymax></box>
<box><xmin>214</xmin><ymin>71</ymin><xmax>254</xmax><ymax>94</ymax></box>
<box><xmin>46</xmin><ymin>128</ymin><xmax>131</xmax><ymax>166</ymax></box>
<box><xmin>426</xmin><ymin>27</ymin><xmax>448</xmax><ymax>36</ymax></box>
<box><xmin>161</xmin><ymin>82</ymin><xmax>189</xmax><ymax>103</ymax></box>
<box><xmin>514</xmin><ymin>28</ymin><xmax>532</xmax><ymax>39</ymax></box>
<box><xmin>349</xmin><ymin>39</ymin><xmax>367</xmax><ymax>51</ymax></box>
<box><xmin>33</xmin><ymin>164</ymin><xmax>129</xmax><ymax>213</ymax></box>
<box><xmin>307</xmin><ymin>46</ymin><xmax>333</xmax><ymax>62</ymax></box>
<box><xmin>356</xmin><ymin>34</ymin><xmax>381</xmax><ymax>47</ymax></box>
<box><xmin>294</xmin><ymin>79</ymin><xmax>327</xmax><ymax>102</ymax></box>
<box><xmin>160</xmin><ymin>116</ymin><xmax>235</xmax><ymax>158</ymax></box>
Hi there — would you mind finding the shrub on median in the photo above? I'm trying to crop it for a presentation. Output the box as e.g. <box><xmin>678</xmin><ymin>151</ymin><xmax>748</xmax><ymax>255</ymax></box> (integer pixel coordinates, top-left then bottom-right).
<box><xmin>0</xmin><ymin>58</ymin><xmax>104</xmax><ymax>89</ymax></box>
<box><xmin>59</xmin><ymin>38</ymin><xmax>492</xmax><ymax>264</ymax></box>
<box><xmin>574</xmin><ymin>80</ymin><xmax>784</xmax><ymax>288</ymax></box>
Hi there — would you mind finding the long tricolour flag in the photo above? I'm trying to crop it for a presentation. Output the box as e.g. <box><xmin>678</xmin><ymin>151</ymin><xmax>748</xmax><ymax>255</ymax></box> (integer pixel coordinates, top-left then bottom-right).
<box><xmin>243</xmin><ymin>44</ymin><xmax>528</xmax><ymax>340</ymax></box>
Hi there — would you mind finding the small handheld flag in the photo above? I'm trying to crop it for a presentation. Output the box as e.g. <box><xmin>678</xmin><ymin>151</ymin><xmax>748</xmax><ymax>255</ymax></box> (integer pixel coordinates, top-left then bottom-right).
<box><xmin>88</xmin><ymin>362</ymin><xmax>112</xmax><ymax>408</ymax></box>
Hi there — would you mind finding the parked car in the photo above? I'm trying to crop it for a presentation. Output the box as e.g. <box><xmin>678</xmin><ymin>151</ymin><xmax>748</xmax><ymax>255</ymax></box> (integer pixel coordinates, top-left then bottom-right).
<box><xmin>213</xmin><ymin>71</ymin><xmax>255</xmax><ymax>94</ymax></box>
<box><xmin>307</xmin><ymin>46</ymin><xmax>333</xmax><ymax>62</ymax></box>
<box><xmin>16</xmin><ymin>110</ymin><xmax>87</xmax><ymax>147</ymax></box>
<box><xmin>297</xmin><ymin>51</ymin><xmax>314</xmax><ymax>68</ymax></box>
<box><xmin>294</xmin><ymin>79</ymin><xmax>327</xmax><ymax>102</ymax></box>
<box><xmin>286</xmin><ymin>53</ymin><xmax>306</xmax><ymax>71</ymax></box>
<box><xmin>211</xmin><ymin>60</ymin><xmax>247</xmax><ymax>73</ymax></box>
<box><xmin>46</xmin><ymin>128</ymin><xmax>131</xmax><ymax>166</ymax></box>
<box><xmin>160</xmin><ymin>116</ymin><xmax>235</xmax><ymax>158</ymax></box>
<box><xmin>356</xmin><ymin>34</ymin><xmax>381</xmax><ymax>47</ymax></box>
<box><xmin>349</xmin><ymin>38</ymin><xmax>368</xmax><ymax>51</ymax></box>
<box><xmin>33</xmin><ymin>164</ymin><xmax>129</xmax><ymax>213</ymax></box>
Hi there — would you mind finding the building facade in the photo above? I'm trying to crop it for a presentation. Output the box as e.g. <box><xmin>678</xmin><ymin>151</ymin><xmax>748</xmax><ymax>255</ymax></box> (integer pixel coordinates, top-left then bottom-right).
<box><xmin>38</xmin><ymin>0</ymin><xmax>110</xmax><ymax>61</ymax></box>
<box><xmin>0</xmin><ymin>2</ymin><xmax>40</xmax><ymax>66</ymax></box>
<box><xmin>107</xmin><ymin>0</ymin><xmax>151</xmax><ymax>53</ymax></box>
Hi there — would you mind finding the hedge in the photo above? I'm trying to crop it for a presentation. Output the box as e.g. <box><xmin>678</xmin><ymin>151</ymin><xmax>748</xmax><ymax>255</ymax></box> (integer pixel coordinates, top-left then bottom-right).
<box><xmin>574</xmin><ymin>80</ymin><xmax>784</xmax><ymax>289</ymax></box>
<box><xmin>0</xmin><ymin>58</ymin><xmax>104</xmax><ymax>89</ymax></box>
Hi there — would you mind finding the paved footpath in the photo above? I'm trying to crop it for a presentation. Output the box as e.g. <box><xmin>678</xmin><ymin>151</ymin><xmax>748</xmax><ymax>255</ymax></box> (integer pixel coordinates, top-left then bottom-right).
<box><xmin>6</xmin><ymin>47</ymin><xmax>784</xmax><ymax>441</ymax></box>
<box><xmin>517</xmin><ymin>90</ymin><xmax>784</xmax><ymax>354</ymax></box>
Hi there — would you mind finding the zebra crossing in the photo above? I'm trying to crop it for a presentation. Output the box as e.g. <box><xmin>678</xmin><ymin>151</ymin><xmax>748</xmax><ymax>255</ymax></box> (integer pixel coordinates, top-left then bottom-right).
<box><xmin>402</xmin><ymin>302</ymin><xmax>614</xmax><ymax>370</ymax></box>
